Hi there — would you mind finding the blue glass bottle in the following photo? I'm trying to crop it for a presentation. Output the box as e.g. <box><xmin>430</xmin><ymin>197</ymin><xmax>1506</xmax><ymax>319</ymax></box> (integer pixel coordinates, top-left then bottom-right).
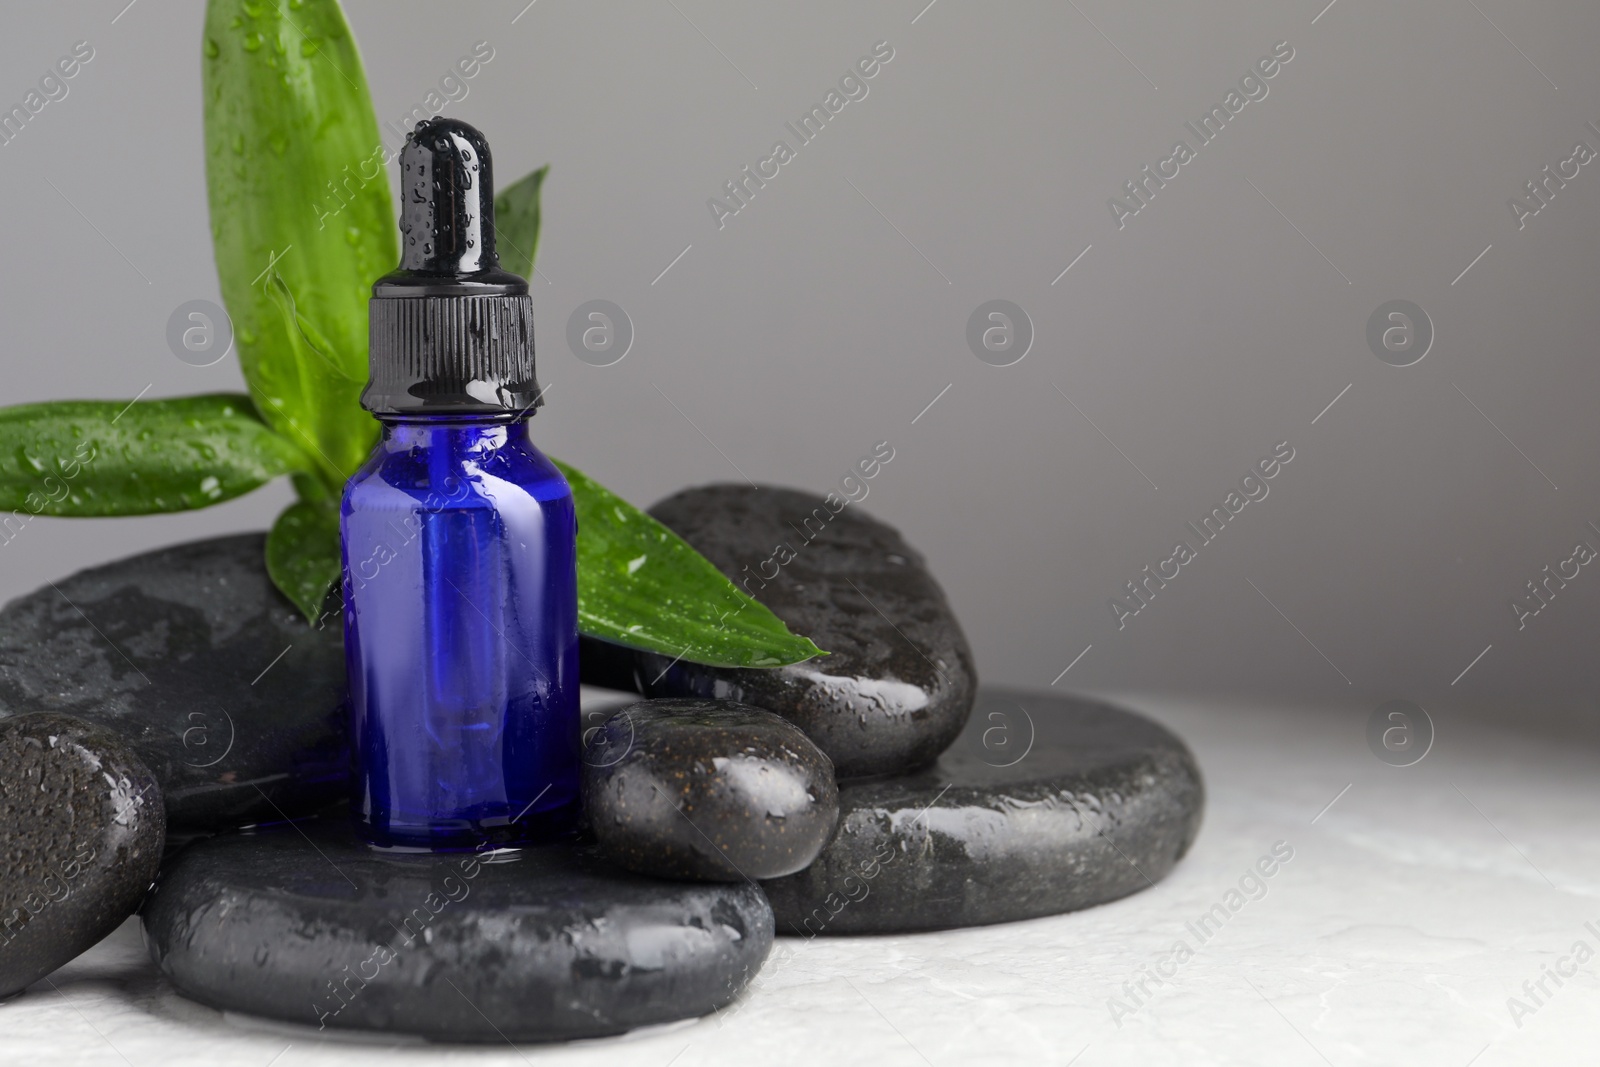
<box><xmin>342</xmin><ymin>118</ymin><xmax>578</xmax><ymax>850</ymax></box>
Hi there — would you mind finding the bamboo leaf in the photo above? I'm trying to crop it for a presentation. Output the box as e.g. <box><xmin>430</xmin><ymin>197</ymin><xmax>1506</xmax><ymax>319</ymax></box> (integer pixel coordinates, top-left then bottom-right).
<box><xmin>0</xmin><ymin>395</ymin><xmax>310</xmax><ymax>516</ymax></box>
<box><xmin>266</xmin><ymin>498</ymin><xmax>341</xmax><ymax>621</ymax></box>
<box><xmin>554</xmin><ymin>460</ymin><xmax>825</xmax><ymax>668</ymax></box>
<box><xmin>203</xmin><ymin>0</ymin><xmax>393</xmax><ymax>488</ymax></box>
<box><xmin>264</xmin><ymin>271</ymin><xmax>361</xmax><ymax>386</ymax></box>
<box><xmin>493</xmin><ymin>165</ymin><xmax>547</xmax><ymax>281</ymax></box>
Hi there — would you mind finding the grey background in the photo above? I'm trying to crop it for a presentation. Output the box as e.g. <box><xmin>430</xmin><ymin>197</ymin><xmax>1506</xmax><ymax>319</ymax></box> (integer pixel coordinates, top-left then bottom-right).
<box><xmin>4</xmin><ymin>0</ymin><xmax>1599</xmax><ymax>735</ymax></box>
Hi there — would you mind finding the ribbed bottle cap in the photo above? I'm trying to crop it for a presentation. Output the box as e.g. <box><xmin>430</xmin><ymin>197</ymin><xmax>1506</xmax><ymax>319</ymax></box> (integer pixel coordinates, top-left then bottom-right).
<box><xmin>362</xmin><ymin>118</ymin><xmax>541</xmax><ymax>416</ymax></box>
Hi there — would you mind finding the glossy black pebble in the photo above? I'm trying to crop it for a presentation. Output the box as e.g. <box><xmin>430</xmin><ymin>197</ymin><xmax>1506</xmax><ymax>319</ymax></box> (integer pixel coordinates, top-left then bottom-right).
<box><xmin>762</xmin><ymin>688</ymin><xmax>1204</xmax><ymax>934</ymax></box>
<box><xmin>0</xmin><ymin>534</ymin><xmax>348</xmax><ymax>829</ymax></box>
<box><xmin>584</xmin><ymin>698</ymin><xmax>839</xmax><ymax>882</ymax></box>
<box><xmin>0</xmin><ymin>713</ymin><xmax>164</xmax><ymax>997</ymax></box>
<box><xmin>142</xmin><ymin>817</ymin><xmax>774</xmax><ymax>1042</ymax></box>
<box><xmin>635</xmin><ymin>484</ymin><xmax>978</xmax><ymax>779</ymax></box>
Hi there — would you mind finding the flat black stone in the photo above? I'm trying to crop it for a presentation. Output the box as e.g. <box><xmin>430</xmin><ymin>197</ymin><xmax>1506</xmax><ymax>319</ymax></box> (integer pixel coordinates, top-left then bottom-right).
<box><xmin>143</xmin><ymin>817</ymin><xmax>773</xmax><ymax>1042</ymax></box>
<box><xmin>761</xmin><ymin>688</ymin><xmax>1204</xmax><ymax>934</ymax></box>
<box><xmin>0</xmin><ymin>713</ymin><xmax>164</xmax><ymax>997</ymax></box>
<box><xmin>636</xmin><ymin>485</ymin><xmax>977</xmax><ymax>779</ymax></box>
<box><xmin>0</xmin><ymin>535</ymin><xmax>348</xmax><ymax>830</ymax></box>
<box><xmin>583</xmin><ymin>698</ymin><xmax>839</xmax><ymax>882</ymax></box>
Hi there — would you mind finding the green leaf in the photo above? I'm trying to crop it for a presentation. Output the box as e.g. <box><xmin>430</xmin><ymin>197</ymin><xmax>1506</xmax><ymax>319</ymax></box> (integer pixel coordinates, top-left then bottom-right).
<box><xmin>264</xmin><ymin>271</ymin><xmax>361</xmax><ymax>386</ymax></box>
<box><xmin>267</xmin><ymin>499</ymin><xmax>341</xmax><ymax>621</ymax></box>
<box><xmin>0</xmin><ymin>395</ymin><xmax>311</xmax><ymax>516</ymax></box>
<box><xmin>553</xmin><ymin>459</ymin><xmax>825</xmax><ymax>668</ymax></box>
<box><xmin>203</xmin><ymin>0</ymin><xmax>394</xmax><ymax>489</ymax></box>
<box><xmin>493</xmin><ymin>165</ymin><xmax>548</xmax><ymax>281</ymax></box>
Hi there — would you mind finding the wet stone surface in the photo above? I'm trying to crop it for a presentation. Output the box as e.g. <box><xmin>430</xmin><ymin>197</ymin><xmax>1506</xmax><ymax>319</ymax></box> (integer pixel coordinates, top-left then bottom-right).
<box><xmin>637</xmin><ymin>484</ymin><xmax>977</xmax><ymax>780</ymax></box>
<box><xmin>142</xmin><ymin>816</ymin><xmax>774</xmax><ymax>1042</ymax></box>
<box><xmin>0</xmin><ymin>534</ymin><xmax>348</xmax><ymax>830</ymax></box>
<box><xmin>0</xmin><ymin>712</ymin><xmax>164</xmax><ymax>998</ymax></box>
<box><xmin>583</xmin><ymin>698</ymin><xmax>839</xmax><ymax>882</ymax></box>
<box><xmin>761</xmin><ymin>687</ymin><xmax>1205</xmax><ymax>935</ymax></box>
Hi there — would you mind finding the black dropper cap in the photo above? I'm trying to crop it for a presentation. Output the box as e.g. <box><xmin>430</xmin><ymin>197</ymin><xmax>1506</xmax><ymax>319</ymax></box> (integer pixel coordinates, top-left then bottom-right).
<box><xmin>362</xmin><ymin>118</ymin><xmax>541</xmax><ymax>416</ymax></box>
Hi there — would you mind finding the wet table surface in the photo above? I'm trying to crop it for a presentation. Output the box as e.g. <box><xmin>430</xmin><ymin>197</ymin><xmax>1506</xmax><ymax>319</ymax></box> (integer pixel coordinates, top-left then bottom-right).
<box><xmin>7</xmin><ymin>689</ymin><xmax>1596</xmax><ymax>1067</ymax></box>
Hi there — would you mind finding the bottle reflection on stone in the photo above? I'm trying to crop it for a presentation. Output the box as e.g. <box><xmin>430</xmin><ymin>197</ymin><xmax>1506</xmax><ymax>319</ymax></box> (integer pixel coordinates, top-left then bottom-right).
<box><xmin>340</xmin><ymin>117</ymin><xmax>578</xmax><ymax>850</ymax></box>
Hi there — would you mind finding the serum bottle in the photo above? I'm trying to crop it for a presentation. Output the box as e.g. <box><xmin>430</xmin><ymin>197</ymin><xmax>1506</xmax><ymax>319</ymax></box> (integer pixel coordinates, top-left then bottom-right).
<box><xmin>342</xmin><ymin>118</ymin><xmax>578</xmax><ymax>850</ymax></box>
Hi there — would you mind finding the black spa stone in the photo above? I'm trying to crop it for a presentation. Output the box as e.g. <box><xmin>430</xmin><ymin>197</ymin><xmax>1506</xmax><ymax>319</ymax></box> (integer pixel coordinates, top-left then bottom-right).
<box><xmin>0</xmin><ymin>534</ymin><xmax>348</xmax><ymax>830</ymax></box>
<box><xmin>634</xmin><ymin>484</ymin><xmax>977</xmax><ymax>779</ymax></box>
<box><xmin>142</xmin><ymin>817</ymin><xmax>773</xmax><ymax>1042</ymax></box>
<box><xmin>583</xmin><ymin>698</ymin><xmax>839</xmax><ymax>882</ymax></box>
<box><xmin>0</xmin><ymin>713</ymin><xmax>164</xmax><ymax>998</ymax></box>
<box><xmin>761</xmin><ymin>688</ymin><xmax>1204</xmax><ymax>934</ymax></box>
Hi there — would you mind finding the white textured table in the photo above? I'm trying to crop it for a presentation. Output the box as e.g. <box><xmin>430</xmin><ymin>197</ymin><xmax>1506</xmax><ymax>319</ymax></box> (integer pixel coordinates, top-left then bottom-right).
<box><xmin>7</xmin><ymin>692</ymin><xmax>1594</xmax><ymax>1067</ymax></box>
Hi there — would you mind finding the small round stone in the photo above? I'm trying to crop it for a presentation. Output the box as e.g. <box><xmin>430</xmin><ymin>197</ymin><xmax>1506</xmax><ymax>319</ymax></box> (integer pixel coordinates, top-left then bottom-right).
<box><xmin>142</xmin><ymin>817</ymin><xmax>772</xmax><ymax>1041</ymax></box>
<box><xmin>633</xmin><ymin>484</ymin><xmax>979</xmax><ymax>780</ymax></box>
<box><xmin>0</xmin><ymin>534</ymin><xmax>348</xmax><ymax>831</ymax></box>
<box><xmin>583</xmin><ymin>698</ymin><xmax>839</xmax><ymax>882</ymax></box>
<box><xmin>0</xmin><ymin>713</ymin><xmax>164</xmax><ymax>998</ymax></box>
<box><xmin>761</xmin><ymin>688</ymin><xmax>1204</xmax><ymax>934</ymax></box>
